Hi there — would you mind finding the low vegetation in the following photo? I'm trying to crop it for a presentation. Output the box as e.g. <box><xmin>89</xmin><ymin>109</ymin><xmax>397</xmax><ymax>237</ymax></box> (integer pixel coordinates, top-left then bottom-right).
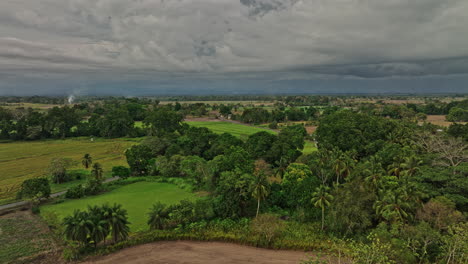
<box><xmin>41</xmin><ymin>181</ymin><xmax>197</xmax><ymax>231</ymax></box>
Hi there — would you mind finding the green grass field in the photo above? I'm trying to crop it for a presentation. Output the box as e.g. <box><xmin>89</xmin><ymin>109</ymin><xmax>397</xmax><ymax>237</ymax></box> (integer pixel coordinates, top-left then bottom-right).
<box><xmin>302</xmin><ymin>141</ymin><xmax>317</xmax><ymax>154</ymax></box>
<box><xmin>41</xmin><ymin>181</ymin><xmax>197</xmax><ymax>232</ymax></box>
<box><xmin>186</xmin><ymin>121</ymin><xmax>276</xmax><ymax>139</ymax></box>
<box><xmin>0</xmin><ymin>138</ymin><xmax>138</xmax><ymax>201</ymax></box>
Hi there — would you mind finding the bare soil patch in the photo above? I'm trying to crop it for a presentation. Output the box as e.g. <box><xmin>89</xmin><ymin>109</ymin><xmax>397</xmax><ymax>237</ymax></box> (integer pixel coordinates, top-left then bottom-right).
<box><xmin>425</xmin><ymin>115</ymin><xmax>466</xmax><ymax>127</ymax></box>
<box><xmin>83</xmin><ymin>241</ymin><xmax>308</xmax><ymax>264</ymax></box>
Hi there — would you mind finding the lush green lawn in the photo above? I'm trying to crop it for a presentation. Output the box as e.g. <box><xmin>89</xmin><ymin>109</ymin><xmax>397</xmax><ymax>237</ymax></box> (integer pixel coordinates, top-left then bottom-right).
<box><xmin>0</xmin><ymin>138</ymin><xmax>138</xmax><ymax>202</ymax></box>
<box><xmin>303</xmin><ymin>141</ymin><xmax>318</xmax><ymax>154</ymax></box>
<box><xmin>0</xmin><ymin>212</ymin><xmax>57</xmax><ymax>263</ymax></box>
<box><xmin>186</xmin><ymin>121</ymin><xmax>276</xmax><ymax>139</ymax></box>
<box><xmin>41</xmin><ymin>182</ymin><xmax>197</xmax><ymax>232</ymax></box>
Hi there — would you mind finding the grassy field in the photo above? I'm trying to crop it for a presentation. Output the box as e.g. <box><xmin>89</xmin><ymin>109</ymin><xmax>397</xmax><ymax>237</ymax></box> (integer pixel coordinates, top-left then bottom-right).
<box><xmin>0</xmin><ymin>138</ymin><xmax>138</xmax><ymax>202</ymax></box>
<box><xmin>0</xmin><ymin>211</ymin><xmax>58</xmax><ymax>264</ymax></box>
<box><xmin>302</xmin><ymin>141</ymin><xmax>317</xmax><ymax>154</ymax></box>
<box><xmin>41</xmin><ymin>181</ymin><xmax>197</xmax><ymax>232</ymax></box>
<box><xmin>186</xmin><ymin>121</ymin><xmax>276</xmax><ymax>139</ymax></box>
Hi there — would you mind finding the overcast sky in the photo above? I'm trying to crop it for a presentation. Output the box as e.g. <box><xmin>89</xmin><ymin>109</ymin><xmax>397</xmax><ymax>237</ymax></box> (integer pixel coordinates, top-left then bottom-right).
<box><xmin>0</xmin><ymin>0</ymin><xmax>467</xmax><ymax>95</ymax></box>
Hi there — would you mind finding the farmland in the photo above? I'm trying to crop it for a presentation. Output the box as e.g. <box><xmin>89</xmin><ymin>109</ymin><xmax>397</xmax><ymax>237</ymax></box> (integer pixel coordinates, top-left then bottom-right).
<box><xmin>0</xmin><ymin>211</ymin><xmax>59</xmax><ymax>263</ymax></box>
<box><xmin>41</xmin><ymin>181</ymin><xmax>197</xmax><ymax>232</ymax></box>
<box><xmin>0</xmin><ymin>138</ymin><xmax>138</xmax><ymax>202</ymax></box>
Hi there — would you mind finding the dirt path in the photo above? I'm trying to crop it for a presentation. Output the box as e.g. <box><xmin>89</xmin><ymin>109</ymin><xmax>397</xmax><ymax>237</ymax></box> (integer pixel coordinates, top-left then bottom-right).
<box><xmin>83</xmin><ymin>241</ymin><xmax>308</xmax><ymax>264</ymax></box>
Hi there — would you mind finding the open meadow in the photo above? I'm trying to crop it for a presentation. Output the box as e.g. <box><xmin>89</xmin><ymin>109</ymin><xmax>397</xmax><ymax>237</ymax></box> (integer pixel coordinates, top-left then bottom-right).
<box><xmin>0</xmin><ymin>138</ymin><xmax>138</xmax><ymax>202</ymax></box>
<box><xmin>41</xmin><ymin>181</ymin><xmax>197</xmax><ymax>232</ymax></box>
<box><xmin>186</xmin><ymin>121</ymin><xmax>276</xmax><ymax>139</ymax></box>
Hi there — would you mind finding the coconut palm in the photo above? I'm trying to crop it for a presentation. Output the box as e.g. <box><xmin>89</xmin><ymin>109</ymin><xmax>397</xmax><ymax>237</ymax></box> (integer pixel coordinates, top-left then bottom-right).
<box><xmin>252</xmin><ymin>173</ymin><xmax>269</xmax><ymax>218</ymax></box>
<box><xmin>91</xmin><ymin>162</ymin><xmax>104</xmax><ymax>181</ymax></box>
<box><xmin>311</xmin><ymin>185</ymin><xmax>334</xmax><ymax>230</ymax></box>
<box><xmin>401</xmin><ymin>155</ymin><xmax>423</xmax><ymax>177</ymax></box>
<box><xmin>102</xmin><ymin>203</ymin><xmax>130</xmax><ymax>243</ymax></box>
<box><xmin>82</xmin><ymin>153</ymin><xmax>93</xmax><ymax>169</ymax></box>
<box><xmin>63</xmin><ymin>210</ymin><xmax>91</xmax><ymax>245</ymax></box>
<box><xmin>86</xmin><ymin>205</ymin><xmax>109</xmax><ymax>247</ymax></box>
<box><xmin>147</xmin><ymin>202</ymin><xmax>168</xmax><ymax>230</ymax></box>
<box><xmin>363</xmin><ymin>157</ymin><xmax>385</xmax><ymax>189</ymax></box>
<box><xmin>374</xmin><ymin>190</ymin><xmax>412</xmax><ymax>223</ymax></box>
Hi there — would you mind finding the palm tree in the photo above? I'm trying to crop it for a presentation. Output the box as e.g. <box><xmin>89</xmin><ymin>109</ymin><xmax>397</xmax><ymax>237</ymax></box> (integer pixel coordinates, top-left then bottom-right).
<box><xmin>311</xmin><ymin>185</ymin><xmax>334</xmax><ymax>231</ymax></box>
<box><xmin>363</xmin><ymin>157</ymin><xmax>384</xmax><ymax>189</ymax></box>
<box><xmin>102</xmin><ymin>203</ymin><xmax>130</xmax><ymax>243</ymax></box>
<box><xmin>252</xmin><ymin>173</ymin><xmax>269</xmax><ymax>217</ymax></box>
<box><xmin>82</xmin><ymin>154</ymin><xmax>93</xmax><ymax>169</ymax></box>
<box><xmin>63</xmin><ymin>210</ymin><xmax>91</xmax><ymax>246</ymax></box>
<box><xmin>374</xmin><ymin>190</ymin><xmax>412</xmax><ymax>223</ymax></box>
<box><xmin>91</xmin><ymin>162</ymin><xmax>104</xmax><ymax>181</ymax></box>
<box><xmin>147</xmin><ymin>202</ymin><xmax>168</xmax><ymax>230</ymax></box>
<box><xmin>401</xmin><ymin>155</ymin><xmax>423</xmax><ymax>177</ymax></box>
<box><xmin>87</xmin><ymin>205</ymin><xmax>109</xmax><ymax>247</ymax></box>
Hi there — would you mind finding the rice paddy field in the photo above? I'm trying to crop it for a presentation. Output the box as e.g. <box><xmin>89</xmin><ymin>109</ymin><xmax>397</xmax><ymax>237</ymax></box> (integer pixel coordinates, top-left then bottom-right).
<box><xmin>41</xmin><ymin>181</ymin><xmax>197</xmax><ymax>232</ymax></box>
<box><xmin>0</xmin><ymin>138</ymin><xmax>138</xmax><ymax>202</ymax></box>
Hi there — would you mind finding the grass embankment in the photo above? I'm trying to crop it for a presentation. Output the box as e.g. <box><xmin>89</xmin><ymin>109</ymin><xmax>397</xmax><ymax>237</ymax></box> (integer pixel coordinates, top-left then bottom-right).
<box><xmin>0</xmin><ymin>211</ymin><xmax>58</xmax><ymax>264</ymax></box>
<box><xmin>0</xmin><ymin>138</ymin><xmax>138</xmax><ymax>202</ymax></box>
<box><xmin>41</xmin><ymin>181</ymin><xmax>197</xmax><ymax>232</ymax></box>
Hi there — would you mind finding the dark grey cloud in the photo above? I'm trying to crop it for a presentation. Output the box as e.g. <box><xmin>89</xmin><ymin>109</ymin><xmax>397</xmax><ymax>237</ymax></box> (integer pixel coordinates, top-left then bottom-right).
<box><xmin>0</xmin><ymin>0</ymin><xmax>467</xmax><ymax>95</ymax></box>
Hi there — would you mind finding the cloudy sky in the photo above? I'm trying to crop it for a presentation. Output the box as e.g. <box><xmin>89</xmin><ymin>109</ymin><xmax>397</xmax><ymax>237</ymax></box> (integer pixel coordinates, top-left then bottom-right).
<box><xmin>0</xmin><ymin>0</ymin><xmax>467</xmax><ymax>95</ymax></box>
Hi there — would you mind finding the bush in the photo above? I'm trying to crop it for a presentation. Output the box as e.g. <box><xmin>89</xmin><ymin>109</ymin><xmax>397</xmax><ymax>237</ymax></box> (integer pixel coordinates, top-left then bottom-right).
<box><xmin>268</xmin><ymin>121</ymin><xmax>278</xmax><ymax>129</ymax></box>
<box><xmin>66</xmin><ymin>170</ymin><xmax>89</xmax><ymax>180</ymax></box>
<box><xmin>112</xmin><ymin>166</ymin><xmax>131</xmax><ymax>179</ymax></box>
<box><xmin>31</xmin><ymin>206</ymin><xmax>40</xmax><ymax>214</ymax></box>
<box><xmin>250</xmin><ymin>214</ymin><xmax>286</xmax><ymax>247</ymax></box>
<box><xmin>84</xmin><ymin>178</ymin><xmax>104</xmax><ymax>195</ymax></box>
<box><xmin>17</xmin><ymin>178</ymin><xmax>51</xmax><ymax>200</ymax></box>
<box><xmin>66</xmin><ymin>184</ymin><xmax>85</xmax><ymax>199</ymax></box>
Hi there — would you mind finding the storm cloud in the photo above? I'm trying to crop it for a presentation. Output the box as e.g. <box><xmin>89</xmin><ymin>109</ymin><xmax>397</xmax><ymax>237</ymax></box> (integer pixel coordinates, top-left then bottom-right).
<box><xmin>0</xmin><ymin>0</ymin><xmax>467</xmax><ymax>95</ymax></box>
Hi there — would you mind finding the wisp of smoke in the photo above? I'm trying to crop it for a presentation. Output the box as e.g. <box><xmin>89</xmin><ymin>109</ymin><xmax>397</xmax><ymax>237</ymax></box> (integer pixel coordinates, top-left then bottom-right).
<box><xmin>68</xmin><ymin>94</ymin><xmax>75</xmax><ymax>104</ymax></box>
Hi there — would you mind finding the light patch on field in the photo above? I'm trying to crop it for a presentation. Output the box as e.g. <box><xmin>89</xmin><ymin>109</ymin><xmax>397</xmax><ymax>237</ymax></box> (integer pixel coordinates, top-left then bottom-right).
<box><xmin>425</xmin><ymin>115</ymin><xmax>466</xmax><ymax>127</ymax></box>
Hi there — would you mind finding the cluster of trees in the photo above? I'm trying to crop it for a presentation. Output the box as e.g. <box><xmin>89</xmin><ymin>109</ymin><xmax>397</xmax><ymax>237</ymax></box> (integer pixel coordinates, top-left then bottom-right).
<box><xmin>357</xmin><ymin>99</ymin><xmax>468</xmax><ymax>121</ymax></box>
<box><xmin>136</xmin><ymin>109</ymin><xmax>466</xmax><ymax>263</ymax></box>
<box><xmin>63</xmin><ymin>204</ymin><xmax>130</xmax><ymax>246</ymax></box>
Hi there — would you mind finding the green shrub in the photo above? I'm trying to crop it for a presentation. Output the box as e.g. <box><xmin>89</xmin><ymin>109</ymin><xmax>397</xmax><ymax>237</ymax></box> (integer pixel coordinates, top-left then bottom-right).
<box><xmin>112</xmin><ymin>166</ymin><xmax>131</xmax><ymax>179</ymax></box>
<box><xmin>65</xmin><ymin>184</ymin><xmax>85</xmax><ymax>199</ymax></box>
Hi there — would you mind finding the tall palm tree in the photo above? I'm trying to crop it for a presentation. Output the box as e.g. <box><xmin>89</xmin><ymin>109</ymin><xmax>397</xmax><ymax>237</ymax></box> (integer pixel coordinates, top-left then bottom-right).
<box><xmin>82</xmin><ymin>153</ymin><xmax>93</xmax><ymax>169</ymax></box>
<box><xmin>102</xmin><ymin>203</ymin><xmax>130</xmax><ymax>243</ymax></box>
<box><xmin>311</xmin><ymin>185</ymin><xmax>334</xmax><ymax>231</ymax></box>
<box><xmin>63</xmin><ymin>210</ymin><xmax>91</xmax><ymax>246</ymax></box>
<box><xmin>91</xmin><ymin>162</ymin><xmax>104</xmax><ymax>181</ymax></box>
<box><xmin>252</xmin><ymin>173</ymin><xmax>269</xmax><ymax>217</ymax></box>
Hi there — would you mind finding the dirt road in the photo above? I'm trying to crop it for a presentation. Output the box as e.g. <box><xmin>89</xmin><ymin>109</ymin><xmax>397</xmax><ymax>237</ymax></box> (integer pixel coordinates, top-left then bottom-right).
<box><xmin>84</xmin><ymin>241</ymin><xmax>308</xmax><ymax>264</ymax></box>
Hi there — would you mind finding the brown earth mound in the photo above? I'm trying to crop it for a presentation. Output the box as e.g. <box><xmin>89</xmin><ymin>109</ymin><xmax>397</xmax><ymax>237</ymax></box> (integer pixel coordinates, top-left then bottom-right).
<box><xmin>83</xmin><ymin>241</ymin><xmax>308</xmax><ymax>264</ymax></box>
